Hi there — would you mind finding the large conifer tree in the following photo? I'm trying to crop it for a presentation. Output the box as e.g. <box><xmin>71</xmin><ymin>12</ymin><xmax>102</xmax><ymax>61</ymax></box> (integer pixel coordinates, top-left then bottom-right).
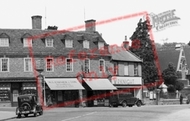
<box><xmin>130</xmin><ymin>18</ymin><xmax>159</xmax><ymax>90</ymax></box>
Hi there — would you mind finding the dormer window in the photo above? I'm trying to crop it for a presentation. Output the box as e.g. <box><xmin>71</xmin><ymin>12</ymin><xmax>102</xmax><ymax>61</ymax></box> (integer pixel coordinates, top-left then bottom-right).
<box><xmin>23</xmin><ymin>38</ymin><xmax>32</xmax><ymax>47</ymax></box>
<box><xmin>98</xmin><ymin>42</ymin><xmax>104</xmax><ymax>50</ymax></box>
<box><xmin>83</xmin><ymin>40</ymin><xmax>89</xmax><ymax>49</ymax></box>
<box><xmin>0</xmin><ymin>38</ymin><xmax>9</xmax><ymax>47</ymax></box>
<box><xmin>65</xmin><ymin>39</ymin><xmax>73</xmax><ymax>48</ymax></box>
<box><xmin>45</xmin><ymin>38</ymin><xmax>53</xmax><ymax>47</ymax></box>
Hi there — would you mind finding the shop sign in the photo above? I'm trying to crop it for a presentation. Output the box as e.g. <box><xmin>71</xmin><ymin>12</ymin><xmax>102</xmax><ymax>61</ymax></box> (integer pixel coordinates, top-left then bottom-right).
<box><xmin>112</xmin><ymin>77</ymin><xmax>142</xmax><ymax>85</ymax></box>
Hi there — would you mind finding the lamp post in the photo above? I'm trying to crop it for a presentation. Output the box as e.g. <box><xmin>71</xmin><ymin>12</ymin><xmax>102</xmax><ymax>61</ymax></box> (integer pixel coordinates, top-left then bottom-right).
<box><xmin>35</xmin><ymin>58</ymin><xmax>46</xmax><ymax>107</ymax></box>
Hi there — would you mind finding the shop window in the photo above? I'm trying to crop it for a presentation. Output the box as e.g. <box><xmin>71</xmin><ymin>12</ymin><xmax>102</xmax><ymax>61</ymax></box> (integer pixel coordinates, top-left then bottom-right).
<box><xmin>0</xmin><ymin>58</ymin><xmax>9</xmax><ymax>72</ymax></box>
<box><xmin>46</xmin><ymin>58</ymin><xmax>54</xmax><ymax>72</ymax></box>
<box><xmin>99</xmin><ymin>59</ymin><xmax>105</xmax><ymax>73</ymax></box>
<box><xmin>0</xmin><ymin>83</ymin><xmax>11</xmax><ymax>102</ymax></box>
<box><xmin>66</xmin><ymin>58</ymin><xmax>73</xmax><ymax>72</ymax></box>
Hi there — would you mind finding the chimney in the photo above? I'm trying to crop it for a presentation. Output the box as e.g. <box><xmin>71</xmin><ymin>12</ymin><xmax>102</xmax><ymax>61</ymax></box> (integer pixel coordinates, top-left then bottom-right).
<box><xmin>122</xmin><ymin>36</ymin><xmax>129</xmax><ymax>50</ymax></box>
<box><xmin>31</xmin><ymin>15</ymin><xmax>42</xmax><ymax>29</ymax></box>
<box><xmin>85</xmin><ymin>19</ymin><xmax>96</xmax><ymax>32</ymax></box>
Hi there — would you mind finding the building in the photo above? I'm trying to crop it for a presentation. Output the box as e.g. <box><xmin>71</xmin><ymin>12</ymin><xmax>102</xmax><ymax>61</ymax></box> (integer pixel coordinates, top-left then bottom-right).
<box><xmin>0</xmin><ymin>15</ymin><xmax>144</xmax><ymax>107</ymax></box>
<box><xmin>109</xmin><ymin>37</ymin><xmax>143</xmax><ymax>100</ymax></box>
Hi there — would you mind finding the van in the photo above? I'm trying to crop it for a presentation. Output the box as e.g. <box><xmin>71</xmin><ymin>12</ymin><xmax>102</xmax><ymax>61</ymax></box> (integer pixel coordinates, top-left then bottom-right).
<box><xmin>109</xmin><ymin>92</ymin><xmax>144</xmax><ymax>107</ymax></box>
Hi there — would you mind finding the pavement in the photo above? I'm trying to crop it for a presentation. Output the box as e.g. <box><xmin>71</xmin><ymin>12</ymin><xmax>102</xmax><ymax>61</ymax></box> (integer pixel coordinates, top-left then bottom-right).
<box><xmin>1</xmin><ymin>105</ymin><xmax>190</xmax><ymax>121</ymax></box>
<box><xmin>0</xmin><ymin>111</ymin><xmax>16</xmax><ymax>121</ymax></box>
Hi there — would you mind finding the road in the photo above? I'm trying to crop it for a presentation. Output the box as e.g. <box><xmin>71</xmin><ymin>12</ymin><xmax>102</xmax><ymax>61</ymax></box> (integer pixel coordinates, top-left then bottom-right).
<box><xmin>5</xmin><ymin>105</ymin><xmax>190</xmax><ymax>121</ymax></box>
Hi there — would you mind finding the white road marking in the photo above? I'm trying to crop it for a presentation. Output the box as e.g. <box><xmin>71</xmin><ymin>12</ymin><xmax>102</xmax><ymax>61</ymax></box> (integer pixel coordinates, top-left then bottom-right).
<box><xmin>61</xmin><ymin>112</ymin><xmax>97</xmax><ymax>121</ymax></box>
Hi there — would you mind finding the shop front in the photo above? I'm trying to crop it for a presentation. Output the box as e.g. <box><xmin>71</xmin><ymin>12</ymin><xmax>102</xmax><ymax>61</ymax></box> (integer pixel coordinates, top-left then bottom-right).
<box><xmin>0</xmin><ymin>83</ymin><xmax>11</xmax><ymax>107</ymax></box>
<box><xmin>111</xmin><ymin>76</ymin><xmax>143</xmax><ymax>100</ymax></box>
<box><xmin>82</xmin><ymin>78</ymin><xmax>117</xmax><ymax>107</ymax></box>
<box><xmin>44</xmin><ymin>78</ymin><xmax>84</xmax><ymax>107</ymax></box>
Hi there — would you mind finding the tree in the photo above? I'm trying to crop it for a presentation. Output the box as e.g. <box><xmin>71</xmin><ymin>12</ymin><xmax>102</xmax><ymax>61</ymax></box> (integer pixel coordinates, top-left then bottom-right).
<box><xmin>162</xmin><ymin>63</ymin><xmax>184</xmax><ymax>92</ymax></box>
<box><xmin>129</xmin><ymin>18</ymin><xmax>158</xmax><ymax>90</ymax></box>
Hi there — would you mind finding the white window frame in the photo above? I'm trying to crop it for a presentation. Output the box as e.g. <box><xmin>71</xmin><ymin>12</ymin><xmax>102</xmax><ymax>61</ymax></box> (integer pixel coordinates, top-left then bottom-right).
<box><xmin>84</xmin><ymin>58</ymin><xmax>90</xmax><ymax>73</ymax></box>
<box><xmin>83</xmin><ymin>40</ymin><xmax>89</xmax><ymax>49</ymax></box>
<box><xmin>114</xmin><ymin>63</ymin><xmax>118</xmax><ymax>75</ymax></box>
<box><xmin>0</xmin><ymin>58</ymin><xmax>9</xmax><ymax>72</ymax></box>
<box><xmin>0</xmin><ymin>38</ymin><xmax>9</xmax><ymax>47</ymax></box>
<box><xmin>124</xmin><ymin>63</ymin><xmax>129</xmax><ymax>76</ymax></box>
<box><xmin>46</xmin><ymin>57</ymin><xmax>54</xmax><ymax>72</ymax></box>
<box><xmin>65</xmin><ymin>39</ymin><xmax>73</xmax><ymax>48</ymax></box>
<box><xmin>98</xmin><ymin>42</ymin><xmax>104</xmax><ymax>50</ymax></box>
<box><xmin>99</xmin><ymin>59</ymin><xmax>105</xmax><ymax>73</ymax></box>
<box><xmin>66</xmin><ymin>58</ymin><xmax>73</xmax><ymax>72</ymax></box>
<box><xmin>134</xmin><ymin>63</ymin><xmax>138</xmax><ymax>76</ymax></box>
<box><xmin>24</xmin><ymin>58</ymin><xmax>33</xmax><ymax>72</ymax></box>
<box><xmin>45</xmin><ymin>38</ymin><xmax>54</xmax><ymax>47</ymax></box>
<box><xmin>23</xmin><ymin>38</ymin><xmax>32</xmax><ymax>47</ymax></box>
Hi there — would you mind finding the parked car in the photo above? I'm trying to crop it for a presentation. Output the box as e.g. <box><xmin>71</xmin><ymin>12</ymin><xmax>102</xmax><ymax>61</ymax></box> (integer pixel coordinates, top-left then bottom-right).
<box><xmin>16</xmin><ymin>94</ymin><xmax>43</xmax><ymax>118</ymax></box>
<box><xmin>109</xmin><ymin>92</ymin><xmax>144</xmax><ymax>107</ymax></box>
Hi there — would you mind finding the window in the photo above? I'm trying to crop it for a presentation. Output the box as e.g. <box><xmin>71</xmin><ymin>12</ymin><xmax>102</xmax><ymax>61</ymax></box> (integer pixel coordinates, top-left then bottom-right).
<box><xmin>46</xmin><ymin>58</ymin><xmax>54</xmax><ymax>72</ymax></box>
<box><xmin>66</xmin><ymin>58</ymin><xmax>73</xmax><ymax>72</ymax></box>
<box><xmin>23</xmin><ymin>38</ymin><xmax>32</xmax><ymax>47</ymax></box>
<box><xmin>45</xmin><ymin>39</ymin><xmax>53</xmax><ymax>47</ymax></box>
<box><xmin>114</xmin><ymin>63</ymin><xmax>118</xmax><ymax>75</ymax></box>
<box><xmin>0</xmin><ymin>58</ymin><xmax>9</xmax><ymax>72</ymax></box>
<box><xmin>24</xmin><ymin>58</ymin><xmax>33</xmax><ymax>72</ymax></box>
<box><xmin>124</xmin><ymin>63</ymin><xmax>129</xmax><ymax>76</ymax></box>
<box><xmin>83</xmin><ymin>40</ymin><xmax>89</xmax><ymax>49</ymax></box>
<box><xmin>65</xmin><ymin>40</ymin><xmax>73</xmax><ymax>48</ymax></box>
<box><xmin>134</xmin><ymin>63</ymin><xmax>138</xmax><ymax>76</ymax></box>
<box><xmin>84</xmin><ymin>58</ymin><xmax>90</xmax><ymax>73</ymax></box>
<box><xmin>99</xmin><ymin>59</ymin><xmax>105</xmax><ymax>72</ymax></box>
<box><xmin>0</xmin><ymin>38</ymin><xmax>9</xmax><ymax>47</ymax></box>
<box><xmin>98</xmin><ymin>42</ymin><xmax>104</xmax><ymax>50</ymax></box>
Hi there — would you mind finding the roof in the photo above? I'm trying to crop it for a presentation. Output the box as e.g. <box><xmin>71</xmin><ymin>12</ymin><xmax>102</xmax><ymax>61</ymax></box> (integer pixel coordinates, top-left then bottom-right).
<box><xmin>183</xmin><ymin>46</ymin><xmax>190</xmax><ymax>70</ymax></box>
<box><xmin>0</xmin><ymin>29</ymin><xmax>111</xmax><ymax>57</ymax></box>
<box><xmin>157</xmin><ymin>49</ymin><xmax>180</xmax><ymax>72</ymax></box>
<box><xmin>109</xmin><ymin>46</ymin><xmax>142</xmax><ymax>62</ymax></box>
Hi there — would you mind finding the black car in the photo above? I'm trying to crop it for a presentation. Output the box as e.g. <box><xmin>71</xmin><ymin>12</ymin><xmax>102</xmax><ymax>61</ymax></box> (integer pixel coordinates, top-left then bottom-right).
<box><xmin>16</xmin><ymin>94</ymin><xmax>43</xmax><ymax>118</ymax></box>
<box><xmin>109</xmin><ymin>92</ymin><xmax>144</xmax><ymax>107</ymax></box>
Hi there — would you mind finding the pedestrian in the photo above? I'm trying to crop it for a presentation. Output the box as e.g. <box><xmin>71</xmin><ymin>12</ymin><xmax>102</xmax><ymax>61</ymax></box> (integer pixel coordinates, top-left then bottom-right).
<box><xmin>180</xmin><ymin>94</ymin><xmax>183</xmax><ymax>104</ymax></box>
<box><xmin>47</xmin><ymin>95</ymin><xmax>53</xmax><ymax>107</ymax></box>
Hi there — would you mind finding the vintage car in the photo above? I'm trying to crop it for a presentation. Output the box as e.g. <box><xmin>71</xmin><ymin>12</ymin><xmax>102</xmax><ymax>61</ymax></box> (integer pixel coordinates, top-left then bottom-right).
<box><xmin>109</xmin><ymin>92</ymin><xmax>145</xmax><ymax>107</ymax></box>
<box><xmin>16</xmin><ymin>94</ymin><xmax>43</xmax><ymax>118</ymax></box>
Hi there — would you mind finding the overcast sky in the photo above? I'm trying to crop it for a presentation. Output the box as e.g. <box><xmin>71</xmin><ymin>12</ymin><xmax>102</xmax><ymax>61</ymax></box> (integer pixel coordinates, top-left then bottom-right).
<box><xmin>0</xmin><ymin>0</ymin><xmax>189</xmax><ymax>46</ymax></box>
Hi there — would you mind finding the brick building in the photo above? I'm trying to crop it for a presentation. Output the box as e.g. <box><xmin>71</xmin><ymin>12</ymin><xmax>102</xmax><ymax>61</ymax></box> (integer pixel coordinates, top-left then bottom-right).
<box><xmin>0</xmin><ymin>15</ymin><xmax>143</xmax><ymax>107</ymax></box>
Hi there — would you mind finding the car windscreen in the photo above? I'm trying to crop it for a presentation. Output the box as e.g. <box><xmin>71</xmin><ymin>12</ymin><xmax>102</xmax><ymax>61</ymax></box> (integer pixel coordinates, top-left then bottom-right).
<box><xmin>19</xmin><ymin>96</ymin><xmax>32</xmax><ymax>102</ymax></box>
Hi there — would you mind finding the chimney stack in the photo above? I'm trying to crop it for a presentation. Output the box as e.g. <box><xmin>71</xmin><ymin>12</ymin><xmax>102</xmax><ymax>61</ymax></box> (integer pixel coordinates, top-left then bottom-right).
<box><xmin>85</xmin><ymin>19</ymin><xmax>96</xmax><ymax>32</ymax></box>
<box><xmin>122</xmin><ymin>36</ymin><xmax>129</xmax><ymax>50</ymax></box>
<box><xmin>32</xmin><ymin>15</ymin><xmax>42</xmax><ymax>29</ymax></box>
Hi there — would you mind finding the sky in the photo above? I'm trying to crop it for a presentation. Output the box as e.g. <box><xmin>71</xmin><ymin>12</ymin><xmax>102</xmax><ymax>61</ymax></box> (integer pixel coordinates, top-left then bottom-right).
<box><xmin>0</xmin><ymin>0</ymin><xmax>189</xmax><ymax>46</ymax></box>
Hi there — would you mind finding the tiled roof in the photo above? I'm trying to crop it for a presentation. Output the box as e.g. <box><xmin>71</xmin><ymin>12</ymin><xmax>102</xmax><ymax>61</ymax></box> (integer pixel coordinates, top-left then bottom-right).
<box><xmin>183</xmin><ymin>46</ymin><xmax>190</xmax><ymax>70</ymax></box>
<box><xmin>109</xmin><ymin>46</ymin><xmax>142</xmax><ymax>62</ymax></box>
<box><xmin>0</xmin><ymin>29</ymin><xmax>111</xmax><ymax>57</ymax></box>
<box><xmin>157</xmin><ymin>49</ymin><xmax>180</xmax><ymax>72</ymax></box>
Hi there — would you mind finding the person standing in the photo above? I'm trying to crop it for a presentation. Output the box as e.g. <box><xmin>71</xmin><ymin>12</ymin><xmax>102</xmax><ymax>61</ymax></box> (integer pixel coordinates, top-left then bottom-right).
<box><xmin>180</xmin><ymin>94</ymin><xmax>183</xmax><ymax>104</ymax></box>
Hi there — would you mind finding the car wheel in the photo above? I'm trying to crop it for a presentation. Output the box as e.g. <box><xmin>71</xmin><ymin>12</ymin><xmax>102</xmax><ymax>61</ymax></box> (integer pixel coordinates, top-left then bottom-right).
<box><xmin>24</xmin><ymin>114</ymin><xmax>28</xmax><ymax>117</ymax></box>
<box><xmin>17</xmin><ymin>114</ymin><xmax>21</xmax><ymax>118</ymax></box>
<box><xmin>122</xmin><ymin>101</ymin><xmax>127</xmax><ymax>107</ymax></box>
<box><xmin>136</xmin><ymin>101</ymin><xmax>142</xmax><ymax>107</ymax></box>
<box><xmin>128</xmin><ymin>105</ymin><xmax>133</xmax><ymax>107</ymax></box>
<box><xmin>39</xmin><ymin>109</ymin><xmax>43</xmax><ymax>115</ymax></box>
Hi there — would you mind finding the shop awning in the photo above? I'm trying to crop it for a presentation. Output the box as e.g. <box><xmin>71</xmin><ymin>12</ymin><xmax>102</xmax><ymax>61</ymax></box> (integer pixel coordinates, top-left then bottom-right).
<box><xmin>45</xmin><ymin>78</ymin><xmax>84</xmax><ymax>90</ymax></box>
<box><xmin>83</xmin><ymin>78</ymin><xmax>117</xmax><ymax>90</ymax></box>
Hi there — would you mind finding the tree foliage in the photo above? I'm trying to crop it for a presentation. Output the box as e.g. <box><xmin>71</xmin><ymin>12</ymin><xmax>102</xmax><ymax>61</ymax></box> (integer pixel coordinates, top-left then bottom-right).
<box><xmin>162</xmin><ymin>63</ymin><xmax>184</xmax><ymax>92</ymax></box>
<box><xmin>129</xmin><ymin>18</ymin><xmax>158</xmax><ymax>90</ymax></box>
